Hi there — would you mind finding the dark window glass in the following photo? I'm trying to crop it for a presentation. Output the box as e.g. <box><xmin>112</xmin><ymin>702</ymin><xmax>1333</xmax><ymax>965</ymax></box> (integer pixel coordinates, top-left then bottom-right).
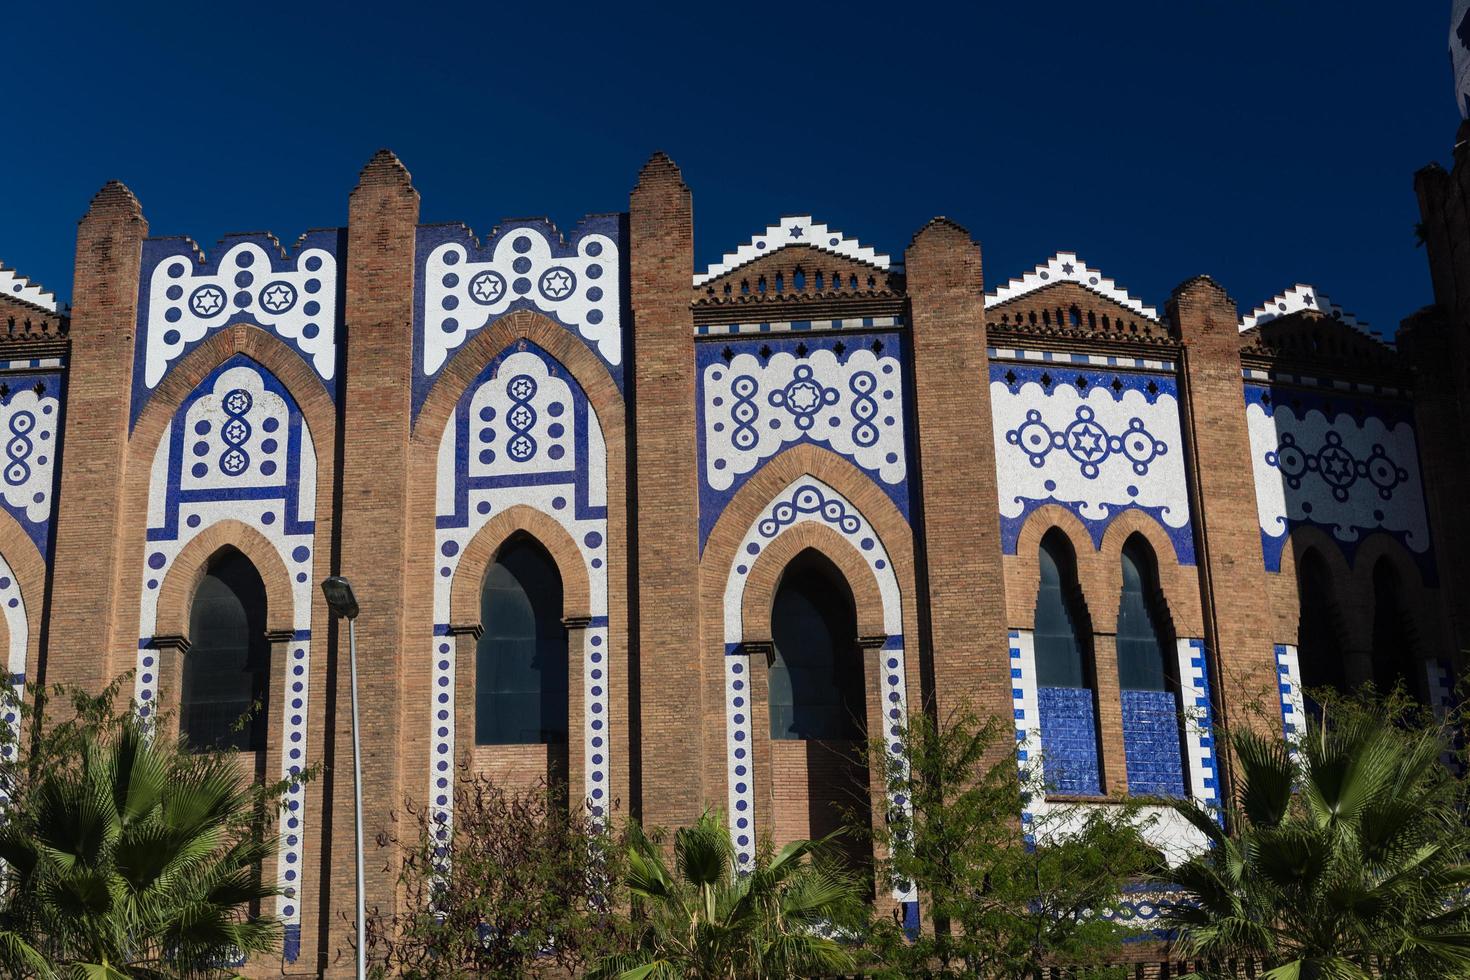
<box><xmin>1034</xmin><ymin>534</ymin><xmax>1089</xmax><ymax>688</ymax></box>
<box><xmin>1297</xmin><ymin>549</ymin><xmax>1343</xmax><ymax>692</ymax></box>
<box><xmin>476</xmin><ymin>538</ymin><xmax>568</xmax><ymax>746</ymax></box>
<box><xmin>769</xmin><ymin>551</ymin><xmax>864</xmax><ymax>741</ymax></box>
<box><xmin>182</xmin><ymin>549</ymin><xmax>269</xmax><ymax>752</ymax></box>
<box><xmin>1116</xmin><ymin>539</ymin><xmax>1173</xmax><ymax>691</ymax></box>
<box><xmin>1370</xmin><ymin>559</ymin><xmax>1418</xmax><ymax>698</ymax></box>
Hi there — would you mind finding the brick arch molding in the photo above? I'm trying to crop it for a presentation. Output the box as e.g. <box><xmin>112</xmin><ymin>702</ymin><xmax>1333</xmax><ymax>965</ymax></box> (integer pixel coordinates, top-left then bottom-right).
<box><xmin>448</xmin><ymin>504</ymin><xmax>593</xmax><ymax>626</ymax></box>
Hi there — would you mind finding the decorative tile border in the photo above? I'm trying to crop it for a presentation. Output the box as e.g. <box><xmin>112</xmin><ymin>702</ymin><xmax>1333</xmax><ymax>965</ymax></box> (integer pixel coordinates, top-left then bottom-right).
<box><xmin>1275</xmin><ymin>644</ymin><xmax>1306</xmax><ymax>753</ymax></box>
<box><xmin>695</xmin><ymin>315</ymin><xmax>903</xmax><ymax>337</ymax></box>
<box><xmin>0</xmin><ymin>358</ymin><xmax>63</xmax><ymax>373</ymax></box>
<box><xmin>987</xmin><ymin>347</ymin><xmax>1175</xmax><ymax>373</ymax></box>
<box><xmin>1241</xmin><ymin>367</ymin><xmax>1406</xmax><ymax>400</ymax></box>
<box><xmin>1178</xmin><ymin>638</ymin><xmax>1219</xmax><ymax>815</ymax></box>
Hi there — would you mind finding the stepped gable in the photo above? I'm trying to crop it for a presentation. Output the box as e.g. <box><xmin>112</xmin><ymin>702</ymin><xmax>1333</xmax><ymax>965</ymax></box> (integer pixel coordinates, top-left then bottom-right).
<box><xmin>1239</xmin><ymin>284</ymin><xmax>1402</xmax><ymax>383</ymax></box>
<box><xmin>0</xmin><ymin>262</ymin><xmax>67</xmax><ymax>355</ymax></box>
<box><xmin>0</xmin><ymin>263</ymin><xmax>58</xmax><ymax>314</ymax></box>
<box><xmin>692</xmin><ymin>216</ymin><xmax>902</xmax><ymax>325</ymax></box>
<box><xmin>985</xmin><ymin>252</ymin><xmax>1176</xmax><ymax>351</ymax></box>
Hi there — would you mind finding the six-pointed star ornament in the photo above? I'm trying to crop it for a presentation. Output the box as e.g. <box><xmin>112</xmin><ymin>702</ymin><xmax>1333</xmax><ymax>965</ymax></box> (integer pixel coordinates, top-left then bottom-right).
<box><xmin>541</xmin><ymin>269</ymin><xmax>574</xmax><ymax>299</ymax></box>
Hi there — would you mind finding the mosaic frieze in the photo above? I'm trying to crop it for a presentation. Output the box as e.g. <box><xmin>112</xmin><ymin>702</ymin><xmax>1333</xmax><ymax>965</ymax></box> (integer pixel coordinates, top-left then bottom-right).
<box><xmin>1245</xmin><ymin>385</ymin><xmax>1430</xmax><ymax>574</ymax></box>
<box><xmin>990</xmin><ymin>363</ymin><xmax>1194</xmax><ymax>563</ymax></box>
<box><xmin>135</xmin><ymin>233</ymin><xmax>341</xmax><ymax>423</ymax></box>
<box><xmin>697</xmin><ymin>334</ymin><xmax>909</xmax><ymax>548</ymax></box>
<box><xmin>416</xmin><ymin>219</ymin><xmax>623</xmax><ymax>413</ymax></box>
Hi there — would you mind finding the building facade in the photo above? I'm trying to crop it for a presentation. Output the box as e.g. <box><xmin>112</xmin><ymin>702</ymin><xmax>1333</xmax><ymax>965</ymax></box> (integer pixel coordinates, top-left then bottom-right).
<box><xmin>0</xmin><ymin>123</ymin><xmax>1465</xmax><ymax>973</ymax></box>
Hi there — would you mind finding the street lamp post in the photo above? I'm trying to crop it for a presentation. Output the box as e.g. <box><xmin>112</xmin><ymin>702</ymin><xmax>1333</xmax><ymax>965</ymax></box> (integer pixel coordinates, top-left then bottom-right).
<box><xmin>321</xmin><ymin>576</ymin><xmax>365</xmax><ymax>980</ymax></box>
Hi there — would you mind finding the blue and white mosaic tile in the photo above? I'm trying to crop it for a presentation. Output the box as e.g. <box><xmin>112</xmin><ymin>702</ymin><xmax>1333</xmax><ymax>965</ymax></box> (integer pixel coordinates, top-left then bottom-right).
<box><xmin>697</xmin><ymin>335</ymin><xmax>910</xmax><ymax>548</ymax></box>
<box><xmin>991</xmin><ymin>364</ymin><xmax>1194</xmax><ymax>563</ymax></box>
<box><xmin>134</xmin><ymin>355</ymin><xmax>317</xmax><ymax>959</ymax></box>
<box><xmin>721</xmin><ymin>477</ymin><xmax>911</xmax><ymax>900</ymax></box>
<box><xmin>415</xmin><ymin>219</ymin><xmax>623</xmax><ymax>413</ymax></box>
<box><xmin>428</xmin><ymin>343</ymin><xmax>610</xmax><ymax>836</ymax></box>
<box><xmin>135</xmin><ymin>233</ymin><xmax>341</xmax><ymax>424</ymax></box>
<box><xmin>1246</xmin><ymin>385</ymin><xmax>1431</xmax><ymax>578</ymax></box>
<box><xmin>0</xmin><ymin>374</ymin><xmax>61</xmax><ymax>556</ymax></box>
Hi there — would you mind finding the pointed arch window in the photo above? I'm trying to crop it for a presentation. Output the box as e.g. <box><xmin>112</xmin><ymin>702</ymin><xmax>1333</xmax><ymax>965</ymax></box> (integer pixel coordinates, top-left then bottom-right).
<box><xmin>476</xmin><ymin>537</ymin><xmax>569</xmax><ymax>746</ymax></box>
<box><xmin>1370</xmin><ymin>559</ymin><xmax>1420</xmax><ymax>701</ymax></box>
<box><xmin>1116</xmin><ymin>537</ymin><xmax>1186</xmax><ymax>797</ymax></box>
<box><xmin>769</xmin><ymin>550</ymin><xmax>864</xmax><ymax>741</ymax></box>
<box><xmin>1297</xmin><ymin>549</ymin><xmax>1343</xmax><ymax>695</ymax></box>
<box><xmin>1033</xmin><ymin>531</ymin><xmax>1102</xmax><ymax>796</ymax></box>
<box><xmin>182</xmin><ymin>549</ymin><xmax>270</xmax><ymax>752</ymax></box>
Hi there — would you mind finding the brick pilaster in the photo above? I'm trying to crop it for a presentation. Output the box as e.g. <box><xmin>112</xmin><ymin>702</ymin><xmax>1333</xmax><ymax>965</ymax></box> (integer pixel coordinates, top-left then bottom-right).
<box><xmin>1169</xmin><ymin>278</ymin><xmax>1276</xmax><ymax>742</ymax></box>
<box><xmin>1408</xmin><ymin>142</ymin><xmax>1470</xmax><ymax>661</ymax></box>
<box><xmin>323</xmin><ymin>151</ymin><xmax>419</xmax><ymax>974</ymax></box>
<box><xmin>627</xmin><ymin>154</ymin><xmax>703</xmax><ymax>827</ymax></box>
<box><xmin>903</xmin><ymin>220</ymin><xmax>1012</xmax><ymax>721</ymax></box>
<box><xmin>48</xmin><ymin>182</ymin><xmax>147</xmax><ymax>690</ymax></box>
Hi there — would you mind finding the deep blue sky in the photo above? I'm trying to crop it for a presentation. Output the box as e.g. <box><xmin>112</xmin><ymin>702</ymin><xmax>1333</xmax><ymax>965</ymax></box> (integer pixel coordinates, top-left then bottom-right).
<box><xmin>1</xmin><ymin>3</ymin><xmax>1457</xmax><ymax>333</ymax></box>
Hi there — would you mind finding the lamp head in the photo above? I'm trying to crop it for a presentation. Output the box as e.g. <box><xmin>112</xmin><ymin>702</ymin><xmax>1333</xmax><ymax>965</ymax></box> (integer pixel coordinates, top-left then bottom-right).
<box><xmin>321</xmin><ymin>576</ymin><xmax>360</xmax><ymax>620</ymax></box>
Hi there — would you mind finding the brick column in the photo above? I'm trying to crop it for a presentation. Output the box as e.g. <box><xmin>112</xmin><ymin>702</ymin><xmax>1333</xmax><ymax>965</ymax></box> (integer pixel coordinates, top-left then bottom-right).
<box><xmin>903</xmin><ymin>220</ymin><xmax>1012</xmax><ymax>721</ymax></box>
<box><xmin>325</xmin><ymin>151</ymin><xmax>419</xmax><ymax>971</ymax></box>
<box><xmin>1399</xmin><ymin>308</ymin><xmax>1470</xmax><ymax>659</ymax></box>
<box><xmin>1169</xmin><ymin>278</ymin><xmax>1277</xmax><ymax>742</ymax></box>
<box><xmin>1409</xmin><ymin>145</ymin><xmax>1470</xmax><ymax>661</ymax></box>
<box><xmin>48</xmin><ymin>182</ymin><xmax>147</xmax><ymax>690</ymax></box>
<box><xmin>627</xmin><ymin>154</ymin><xmax>702</xmax><ymax>827</ymax></box>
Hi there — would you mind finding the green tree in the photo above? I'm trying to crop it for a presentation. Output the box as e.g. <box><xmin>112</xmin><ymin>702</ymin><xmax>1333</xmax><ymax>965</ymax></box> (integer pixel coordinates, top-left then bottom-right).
<box><xmin>0</xmin><ymin>678</ymin><xmax>286</xmax><ymax>978</ymax></box>
<box><xmin>593</xmin><ymin>810</ymin><xmax>867</xmax><ymax>980</ymax></box>
<box><xmin>1157</xmin><ymin>698</ymin><xmax>1470</xmax><ymax>979</ymax></box>
<box><xmin>864</xmin><ymin>703</ymin><xmax>1158</xmax><ymax>978</ymax></box>
<box><xmin>366</xmin><ymin>769</ymin><xmax>628</xmax><ymax>978</ymax></box>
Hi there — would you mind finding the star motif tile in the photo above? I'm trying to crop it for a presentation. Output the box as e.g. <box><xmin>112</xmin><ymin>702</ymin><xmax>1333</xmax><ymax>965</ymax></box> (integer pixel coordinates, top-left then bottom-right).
<box><xmin>191</xmin><ymin>287</ymin><xmax>226</xmax><ymax>317</ymax></box>
<box><xmin>470</xmin><ymin>271</ymin><xmax>505</xmax><ymax>304</ymax></box>
<box><xmin>260</xmin><ymin>282</ymin><xmax>296</xmax><ymax>314</ymax></box>
<box><xmin>541</xmin><ymin>269</ymin><xmax>573</xmax><ymax>299</ymax></box>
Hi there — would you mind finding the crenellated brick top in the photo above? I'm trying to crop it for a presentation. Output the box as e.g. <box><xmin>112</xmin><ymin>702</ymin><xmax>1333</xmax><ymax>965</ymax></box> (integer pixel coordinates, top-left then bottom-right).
<box><xmin>0</xmin><ymin>293</ymin><xmax>68</xmax><ymax>357</ymax></box>
<box><xmin>692</xmin><ymin>246</ymin><xmax>904</xmax><ymax>326</ymax></box>
<box><xmin>1239</xmin><ymin>309</ymin><xmax>1405</xmax><ymax>386</ymax></box>
<box><xmin>987</xmin><ymin>280</ymin><xmax>1178</xmax><ymax>356</ymax></box>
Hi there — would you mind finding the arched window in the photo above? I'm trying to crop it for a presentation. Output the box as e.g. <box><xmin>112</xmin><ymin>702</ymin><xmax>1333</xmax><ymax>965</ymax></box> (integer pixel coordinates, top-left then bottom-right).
<box><xmin>1370</xmin><ymin>559</ymin><xmax>1419</xmax><ymax>700</ymax></box>
<box><xmin>476</xmin><ymin>537</ymin><xmax>569</xmax><ymax>746</ymax></box>
<box><xmin>1033</xmin><ymin>531</ymin><xmax>1101</xmax><ymax>795</ymax></box>
<box><xmin>1116</xmin><ymin>537</ymin><xmax>1186</xmax><ymax>797</ymax></box>
<box><xmin>182</xmin><ymin>549</ymin><xmax>269</xmax><ymax>752</ymax></box>
<box><xmin>769</xmin><ymin>550</ymin><xmax>864</xmax><ymax>741</ymax></box>
<box><xmin>1296</xmin><ymin>549</ymin><xmax>1343</xmax><ymax>694</ymax></box>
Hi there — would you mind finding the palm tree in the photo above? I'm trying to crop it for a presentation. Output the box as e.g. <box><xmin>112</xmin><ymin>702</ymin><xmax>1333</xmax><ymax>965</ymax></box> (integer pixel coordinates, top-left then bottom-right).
<box><xmin>1156</xmin><ymin>705</ymin><xmax>1470</xmax><ymax>979</ymax></box>
<box><xmin>593</xmin><ymin>810</ymin><xmax>866</xmax><ymax>980</ymax></box>
<box><xmin>0</xmin><ymin>713</ymin><xmax>283</xmax><ymax>978</ymax></box>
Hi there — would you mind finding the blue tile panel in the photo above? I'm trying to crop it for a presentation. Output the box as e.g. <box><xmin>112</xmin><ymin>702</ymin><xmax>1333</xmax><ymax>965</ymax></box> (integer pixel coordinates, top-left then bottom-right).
<box><xmin>1037</xmin><ymin>686</ymin><xmax>1102</xmax><ymax>795</ymax></box>
<box><xmin>1121</xmin><ymin>689</ymin><xmax>1186</xmax><ymax>797</ymax></box>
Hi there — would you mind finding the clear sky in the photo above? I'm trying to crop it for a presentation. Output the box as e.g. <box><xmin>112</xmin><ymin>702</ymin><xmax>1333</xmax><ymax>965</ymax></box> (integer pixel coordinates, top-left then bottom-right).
<box><xmin>1</xmin><ymin>2</ymin><xmax>1456</xmax><ymax>334</ymax></box>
